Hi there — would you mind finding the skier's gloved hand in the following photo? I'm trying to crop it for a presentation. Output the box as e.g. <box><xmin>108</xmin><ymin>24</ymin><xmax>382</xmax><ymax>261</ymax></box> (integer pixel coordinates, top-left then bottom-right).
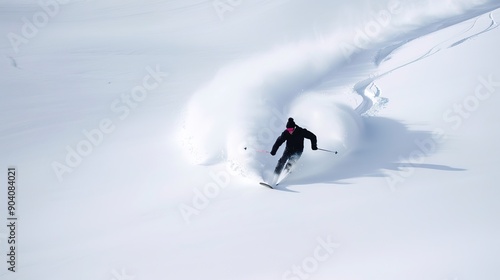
<box><xmin>312</xmin><ymin>145</ymin><xmax>318</xmax><ymax>150</ymax></box>
<box><xmin>270</xmin><ymin>150</ymin><xmax>276</xmax><ymax>156</ymax></box>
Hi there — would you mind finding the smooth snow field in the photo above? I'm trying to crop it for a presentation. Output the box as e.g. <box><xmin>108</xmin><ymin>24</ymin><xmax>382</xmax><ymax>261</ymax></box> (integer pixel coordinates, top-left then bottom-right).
<box><xmin>1</xmin><ymin>0</ymin><xmax>500</xmax><ymax>279</ymax></box>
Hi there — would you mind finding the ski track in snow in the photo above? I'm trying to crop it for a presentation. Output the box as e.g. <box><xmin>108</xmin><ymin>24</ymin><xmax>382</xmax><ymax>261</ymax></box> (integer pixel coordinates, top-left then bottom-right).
<box><xmin>2</xmin><ymin>2</ymin><xmax>500</xmax><ymax>279</ymax></box>
<box><xmin>179</xmin><ymin>6</ymin><xmax>500</xmax><ymax>186</ymax></box>
<box><xmin>356</xmin><ymin>10</ymin><xmax>499</xmax><ymax>117</ymax></box>
<box><xmin>372</xmin><ymin>11</ymin><xmax>499</xmax><ymax>80</ymax></box>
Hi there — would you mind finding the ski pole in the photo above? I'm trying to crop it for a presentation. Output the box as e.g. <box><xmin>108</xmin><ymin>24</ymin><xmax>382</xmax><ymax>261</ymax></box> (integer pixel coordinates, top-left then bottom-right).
<box><xmin>244</xmin><ymin>147</ymin><xmax>270</xmax><ymax>154</ymax></box>
<box><xmin>317</xmin><ymin>148</ymin><xmax>338</xmax><ymax>154</ymax></box>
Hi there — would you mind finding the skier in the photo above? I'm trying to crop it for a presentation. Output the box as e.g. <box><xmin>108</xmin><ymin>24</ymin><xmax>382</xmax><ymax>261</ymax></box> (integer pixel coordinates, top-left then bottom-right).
<box><xmin>270</xmin><ymin>117</ymin><xmax>317</xmax><ymax>183</ymax></box>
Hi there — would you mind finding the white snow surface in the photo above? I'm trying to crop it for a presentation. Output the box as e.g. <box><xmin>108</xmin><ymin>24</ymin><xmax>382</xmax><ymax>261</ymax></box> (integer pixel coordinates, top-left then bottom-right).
<box><xmin>1</xmin><ymin>0</ymin><xmax>500</xmax><ymax>279</ymax></box>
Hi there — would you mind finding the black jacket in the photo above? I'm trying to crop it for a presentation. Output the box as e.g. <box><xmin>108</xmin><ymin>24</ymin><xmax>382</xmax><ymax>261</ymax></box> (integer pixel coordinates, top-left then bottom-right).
<box><xmin>271</xmin><ymin>126</ymin><xmax>317</xmax><ymax>154</ymax></box>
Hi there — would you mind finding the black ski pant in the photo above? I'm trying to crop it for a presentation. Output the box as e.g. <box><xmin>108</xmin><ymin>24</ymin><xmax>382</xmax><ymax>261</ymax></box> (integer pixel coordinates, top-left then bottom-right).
<box><xmin>274</xmin><ymin>149</ymin><xmax>303</xmax><ymax>175</ymax></box>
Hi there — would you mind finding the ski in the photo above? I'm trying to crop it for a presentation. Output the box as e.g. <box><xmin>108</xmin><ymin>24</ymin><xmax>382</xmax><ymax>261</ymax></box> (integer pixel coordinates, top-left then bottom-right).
<box><xmin>259</xmin><ymin>182</ymin><xmax>274</xmax><ymax>189</ymax></box>
<box><xmin>276</xmin><ymin>169</ymin><xmax>292</xmax><ymax>186</ymax></box>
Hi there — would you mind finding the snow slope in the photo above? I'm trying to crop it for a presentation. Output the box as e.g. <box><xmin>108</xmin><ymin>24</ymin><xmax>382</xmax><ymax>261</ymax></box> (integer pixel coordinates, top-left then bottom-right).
<box><xmin>1</xmin><ymin>0</ymin><xmax>500</xmax><ymax>280</ymax></box>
